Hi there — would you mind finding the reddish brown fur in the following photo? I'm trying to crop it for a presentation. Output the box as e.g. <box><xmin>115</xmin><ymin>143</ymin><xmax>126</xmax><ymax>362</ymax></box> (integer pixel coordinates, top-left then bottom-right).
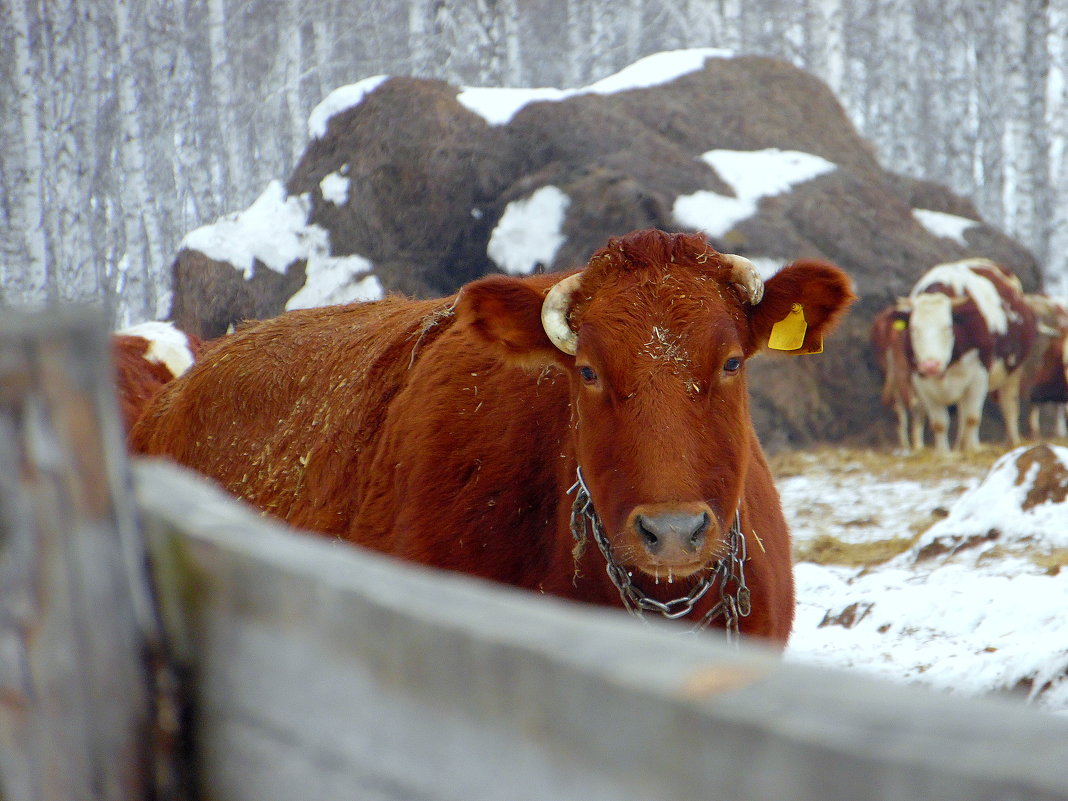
<box><xmin>1022</xmin><ymin>295</ymin><xmax>1068</xmax><ymax>434</ymax></box>
<box><xmin>870</xmin><ymin>306</ymin><xmax>921</xmax><ymax>448</ymax></box>
<box><xmin>1030</xmin><ymin>333</ymin><xmax>1068</xmax><ymax>405</ymax></box>
<box><xmin>131</xmin><ymin>229</ymin><xmax>855</xmax><ymax>646</ymax></box>
<box><xmin>112</xmin><ymin>331</ymin><xmax>202</xmax><ymax>433</ymax></box>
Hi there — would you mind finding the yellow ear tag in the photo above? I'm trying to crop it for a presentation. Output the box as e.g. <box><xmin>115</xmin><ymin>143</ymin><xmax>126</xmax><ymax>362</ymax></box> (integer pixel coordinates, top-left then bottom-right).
<box><xmin>892</xmin><ymin>318</ymin><xmax>907</xmax><ymax>331</ymax></box>
<box><xmin>768</xmin><ymin>303</ymin><xmax>807</xmax><ymax>351</ymax></box>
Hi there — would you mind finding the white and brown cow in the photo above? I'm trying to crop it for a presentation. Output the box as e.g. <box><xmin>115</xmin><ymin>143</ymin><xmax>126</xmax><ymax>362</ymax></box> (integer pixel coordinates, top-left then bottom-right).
<box><xmin>895</xmin><ymin>258</ymin><xmax>1037</xmax><ymax>453</ymax></box>
<box><xmin>112</xmin><ymin>321</ymin><xmax>202</xmax><ymax>433</ymax></box>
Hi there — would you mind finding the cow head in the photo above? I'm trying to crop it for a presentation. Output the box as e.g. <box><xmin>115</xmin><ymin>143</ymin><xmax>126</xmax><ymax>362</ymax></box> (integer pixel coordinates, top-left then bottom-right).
<box><xmin>900</xmin><ymin>292</ymin><xmax>971</xmax><ymax>378</ymax></box>
<box><xmin>456</xmin><ymin>229</ymin><xmax>854</xmax><ymax>580</ymax></box>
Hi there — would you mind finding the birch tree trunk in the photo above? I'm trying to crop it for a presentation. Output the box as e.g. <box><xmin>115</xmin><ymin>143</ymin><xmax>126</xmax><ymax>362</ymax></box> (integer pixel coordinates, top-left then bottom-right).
<box><xmin>1016</xmin><ymin>0</ymin><xmax>1052</xmax><ymax>267</ymax></box>
<box><xmin>499</xmin><ymin>0</ymin><xmax>523</xmax><ymax>86</ymax></box>
<box><xmin>208</xmin><ymin>0</ymin><xmax>242</xmax><ymax>211</ymax></box>
<box><xmin>1046</xmin><ymin>2</ymin><xmax>1068</xmax><ymax>293</ymax></box>
<box><xmin>565</xmin><ymin>0</ymin><xmax>587</xmax><ymax>87</ymax></box>
<box><xmin>114</xmin><ymin>0</ymin><xmax>168</xmax><ymax>323</ymax></box>
<box><xmin>8</xmin><ymin>0</ymin><xmax>50</xmax><ymax>306</ymax></box>
<box><xmin>805</xmin><ymin>0</ymin><xmax>845</xmax><ymax>100</ymax></box>
<box><xmin>968</xmin><ymin>1</ymin><xmax>1006</xmax><ymax>230</ymax></box>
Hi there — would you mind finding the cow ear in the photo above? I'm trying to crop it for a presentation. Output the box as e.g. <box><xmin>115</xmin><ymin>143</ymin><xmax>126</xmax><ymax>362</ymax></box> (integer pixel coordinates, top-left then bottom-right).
<box><xmin>454</xmin><ymin>275</ymin><xmax>566</xmax><ymax>365</ymax></box>
<box><xmin>748</xmin><ymin>260</ymin><xmax>856</xmax><ymax>356</ymax></box>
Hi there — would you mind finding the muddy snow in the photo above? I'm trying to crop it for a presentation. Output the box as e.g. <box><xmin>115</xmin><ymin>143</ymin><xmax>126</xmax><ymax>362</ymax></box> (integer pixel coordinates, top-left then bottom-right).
<box><xmin>775</xmin><ymin>442</ymin><xmax>1068</xmax><ymax>714</ymax></box>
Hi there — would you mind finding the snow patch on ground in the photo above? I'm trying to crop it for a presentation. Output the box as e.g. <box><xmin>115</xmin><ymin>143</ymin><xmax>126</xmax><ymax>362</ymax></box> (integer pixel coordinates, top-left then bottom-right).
<box><xmin>782</xmin><ymin>445</ymin><xmax>1068</xmax><ymax>713</ymax></box>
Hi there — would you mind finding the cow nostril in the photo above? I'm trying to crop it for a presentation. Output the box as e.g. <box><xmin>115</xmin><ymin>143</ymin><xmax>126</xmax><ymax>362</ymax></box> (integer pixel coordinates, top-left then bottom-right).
<box><xmin>634</xmin><ymin>511</ymin><xmax>710</xmax><ymax>556</ymax></box>
<box><xmin>690</xmin><ymin>512</ymin><xmax>710</xmax><ymax>548</ymax></box>
<box><xmin>636</xmin><ymin>517</ymin><xmax>660</xmax><ymax>551</ymax></box>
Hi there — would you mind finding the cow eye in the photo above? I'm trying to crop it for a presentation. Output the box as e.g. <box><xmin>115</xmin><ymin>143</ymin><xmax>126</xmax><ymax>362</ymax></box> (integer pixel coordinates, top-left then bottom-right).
<box><xmin>723</xmin><ymin>357</ymin><xmax>742</xmax><ymax>374</ymax></box>
<box><xmin>577</xmin><ymin>365</ymin><xmax>598</xmax><ymax>384</ymax></box>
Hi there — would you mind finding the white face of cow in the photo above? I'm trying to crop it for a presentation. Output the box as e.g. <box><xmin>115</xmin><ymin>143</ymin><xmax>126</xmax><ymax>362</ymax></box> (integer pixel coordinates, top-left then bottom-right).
<box><xmin>909</xmin><ymin>293</ymin><xmax>955</xmax><ymax>377</ymax></box>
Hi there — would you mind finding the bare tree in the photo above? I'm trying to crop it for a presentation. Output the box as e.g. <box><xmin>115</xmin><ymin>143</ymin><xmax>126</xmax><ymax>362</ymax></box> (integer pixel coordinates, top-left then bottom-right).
<box><xmin>8</xmin><ymin>0</ymin><xmax>49</xmax><ymax>305</ymax></box>
<box><xmin>114</xmin><ymin>0</ymin><xmax>168</xmax><ymax>322</ymax></box>
<box><xmin>5</xmin><ymin>0</ymin><xmax>1068</xmax><ymax>325</ymax></box>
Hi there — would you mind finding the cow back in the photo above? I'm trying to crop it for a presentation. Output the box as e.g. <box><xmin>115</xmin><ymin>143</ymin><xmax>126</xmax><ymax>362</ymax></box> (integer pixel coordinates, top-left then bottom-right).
<box><xmin>909</xmin><ymin>259</ymin><xmax>1035</xmax><ymax>382</ymax></box>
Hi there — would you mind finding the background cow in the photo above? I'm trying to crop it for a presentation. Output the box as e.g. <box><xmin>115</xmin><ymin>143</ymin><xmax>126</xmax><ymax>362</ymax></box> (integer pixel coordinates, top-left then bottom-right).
<box><xmin>870</xmin><ymin>305</ymin><xmax>924</xmax><ymax>450</ymax></box>
<box><xmin>131</xmin><ymin>229</ymin><xmax>855</xmax><ymax>645</ymax></box>
<box><xmin>894</xmin><ymin>258</ymin><xmax>1037</xmax><ymax>453</ymax></box>
<box><xmin>112</xmin><ymin>321</ymin><xmax>201</xmax><ymax>433</ymax></box>
<box><xmin>1030</xmin><ymin>331</ymin><xmax>1068</xmax><ymax>424</ymax></box>
<box><xmin>1021</xmin><ymin>294</ymin><xmax>1068</xmax><ymax>438</ymax></box>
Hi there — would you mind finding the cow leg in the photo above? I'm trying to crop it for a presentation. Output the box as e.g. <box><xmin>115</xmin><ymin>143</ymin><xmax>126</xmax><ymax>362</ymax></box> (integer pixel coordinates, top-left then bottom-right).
<box><xmin>925</xmin><ymin>403</ymin><xmax>951</xmax><ymax>452</ymax></box>
<box><xmin>1027</xmin><ymin>405</ymin><xmax>1041</xmax><ymax>439</ymax></box>
<box><xmin>909</xmin><ymin>401</ymin><xmax>925</xmax><ymax>450</ymax></box>
<box><xmin>955</xmin><ymin>372</ymin><xmax>989</xmax><ymax>453</ymax></box>
<box><xmin>995</xmin><ymin>370</ymin><xmax>1025</xmax><ymax>447</ymax></box>
<box><xmin>1057</xmin><ymin>404</ymin><xmax>1068</xmax><ymax>438</ymax></box>
<box><xmin>894</xmin><ymin>401</ymin><xmax>910</xmax><ymax>450</ymax></box>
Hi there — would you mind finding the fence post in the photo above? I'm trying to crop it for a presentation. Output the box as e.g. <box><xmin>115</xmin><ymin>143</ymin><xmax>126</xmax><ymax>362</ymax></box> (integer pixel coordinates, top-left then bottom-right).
<box><xmin>0</xmin><ymin>308</ymin><xmax>183</xmax><ymax>801</ymax></box>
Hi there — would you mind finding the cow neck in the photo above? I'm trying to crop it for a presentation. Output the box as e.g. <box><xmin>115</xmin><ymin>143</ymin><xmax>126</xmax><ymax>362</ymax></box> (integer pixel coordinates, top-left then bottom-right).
<box><xmin>566</xmin><ymin>467</ymin><xmax>752</xmax><ymax>640</ymax></box>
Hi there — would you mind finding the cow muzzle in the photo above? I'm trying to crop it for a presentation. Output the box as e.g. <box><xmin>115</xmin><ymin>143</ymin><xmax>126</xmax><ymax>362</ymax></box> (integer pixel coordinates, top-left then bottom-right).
<box><xmin>626</xmin><ymin>502</ymin><xmax>720</xmax><ymax>577</ymax></box>
<box><xmin>917</xmin><ymin>358</ymin><xmax>944</xmax><ymax>378</ymax></box>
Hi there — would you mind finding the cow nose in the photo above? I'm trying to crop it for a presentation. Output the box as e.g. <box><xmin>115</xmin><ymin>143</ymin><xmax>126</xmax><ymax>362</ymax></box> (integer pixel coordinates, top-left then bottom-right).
<box><xmin>634</xmin><ymin>510</ymin><xmax>710</xmax><ymax>557</ymax></box>
<box><xmin>918</xmin><ymin>358</ymin><xmax>942</xmax><ymax>377</ymax></box>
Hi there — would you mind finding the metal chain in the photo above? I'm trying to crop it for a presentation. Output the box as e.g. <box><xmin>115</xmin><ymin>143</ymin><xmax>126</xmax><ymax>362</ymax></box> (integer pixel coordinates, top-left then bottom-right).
<box><xmin>567</xmin><ymin>467</ymin><xmax>751</xmax><ymax>638</ymax></box>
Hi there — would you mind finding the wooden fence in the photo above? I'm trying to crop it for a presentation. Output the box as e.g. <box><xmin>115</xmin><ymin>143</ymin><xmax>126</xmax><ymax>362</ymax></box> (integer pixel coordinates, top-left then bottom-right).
<box><xmin>2</xmin><ymin>308</ymin><xmax>1068</xmax><ymax>801</ymax></box>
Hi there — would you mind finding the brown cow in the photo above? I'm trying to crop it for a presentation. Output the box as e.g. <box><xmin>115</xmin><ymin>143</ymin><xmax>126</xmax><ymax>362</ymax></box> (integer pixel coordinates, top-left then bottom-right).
<box><xmin>132</xmin><ymin>229</ymin><xmax>855</xmax><ymax>645</ymax></box>
<box><xmin>1022</xmin><ymin>294</ymin><xmax>1068</xmax><ymax>438</ymax></box>
<box><xmin>1030</xmin><ymin>331</ymin><xmax>1068</xmax><ymax>422</ymax></box>
<box><xmin>870</xmin><ymin>305</ymin><xmax>924</xmax><ymax>450</ymax></box>
<box><xmin>112</xmin><ymin>321</ymin><xmax>201</xmax><ymax>433</ymax></box>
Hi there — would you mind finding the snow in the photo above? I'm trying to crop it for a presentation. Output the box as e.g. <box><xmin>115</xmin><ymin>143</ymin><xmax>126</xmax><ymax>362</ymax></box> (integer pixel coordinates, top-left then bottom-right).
<box><xmin>116</xmin><ymin>320</ymin><xmax>196</xmax><ymax>377</ymax></box>
<box><xmin>180</xmin><ymin>181</ymin><xmax>327</xmax><ymax>278</ymax></box>
<box><xmin>178</xmin><ymin>178</ymin><xmax>384</xmax><ymax>308</ymax></box>
<box><xmin>308</xmin><ymin>76</ymin><xmax>388</xmax><ymax>139</ymax></box>
<box><xmin>320</xmin><ymin>169</ymin><xmax>351</xmax><ymax>206</ymax></box>
<box><xmin>913</xmin><ymin>208</ymin><xmax>980</xmax><ymax>246</ymax></box>
<box><xmin>457</xmin><ymin>48</ymin><xmax>731</xmax><ymax>126</ymax></box>
<box><xmin>782</xmin><ymin>445</ymin><xmax>1068</xmax><ymax>713</ymax></box>
<box><xmin>307</xmin><ymin>49</ymin><xmax>732</xmax><ymax>132</ymax></box>
<box><xmin>285</xmin><ymin>256</ymin><xmax>382</xmax><ymax>310</ymax></box>
<box><xmin>457</xmin><ymin>87</ymin><xmax>571</xmax><ymax>127</ymax></box>
<box><xmin>673</xmin><ymin>149</ymin><xmax>837</xmax><ymax>238</ymax></box>
<box><xmin>487</xmin><ymin>186</ymin><xmax>570</xmax><ymax>275</ymax></box>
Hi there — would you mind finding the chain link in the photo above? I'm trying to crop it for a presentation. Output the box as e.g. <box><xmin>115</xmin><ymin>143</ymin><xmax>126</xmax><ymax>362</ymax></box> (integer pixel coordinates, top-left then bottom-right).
<box><xmin>567</xmin><ymin>467</ymin><xmax>751</xmax><ymax>638</ymax></box>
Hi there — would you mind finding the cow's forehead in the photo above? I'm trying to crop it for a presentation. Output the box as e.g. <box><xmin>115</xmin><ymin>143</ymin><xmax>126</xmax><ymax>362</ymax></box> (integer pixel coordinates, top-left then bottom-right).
<box><xmin>575</xmin><ymin>265</ymin><xmax>744</xmax><ymax>332</ymax></box>
<box><xmin>911</xmin><ymin>293</ymin><xmax>950</xmax><ymax>313</ymax></box>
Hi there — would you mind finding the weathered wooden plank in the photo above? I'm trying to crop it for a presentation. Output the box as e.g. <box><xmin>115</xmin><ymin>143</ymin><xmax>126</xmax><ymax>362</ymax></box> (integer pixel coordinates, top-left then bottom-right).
<box><xmin>135</xmin><ymin>457</ymin><xmax>1068</xmax><ymax>801</ymax></box>
<box><xmin>0</xmin><ymin>309</ymin><xmax>176</xmax><ymax>801</ymax></box>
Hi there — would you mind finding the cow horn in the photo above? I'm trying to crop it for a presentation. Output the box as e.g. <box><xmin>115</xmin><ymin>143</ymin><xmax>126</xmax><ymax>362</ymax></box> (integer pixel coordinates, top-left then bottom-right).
<box><xmin>723</xmin><ymin>254</ymin><xmax>763</xmax><ymax>304</ymax></box>
<box><xmin>541</xmin><ymin>272</ymin><xmax>584</xmax><ymax>355</ymax></box>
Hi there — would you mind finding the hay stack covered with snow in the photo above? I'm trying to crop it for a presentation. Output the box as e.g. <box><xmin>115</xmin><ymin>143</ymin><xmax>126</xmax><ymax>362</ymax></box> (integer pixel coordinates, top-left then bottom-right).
<box><xmin>168</xmin><ymin>49</ymin><xmax>1040</xmax><ymax>445</ymax></box>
